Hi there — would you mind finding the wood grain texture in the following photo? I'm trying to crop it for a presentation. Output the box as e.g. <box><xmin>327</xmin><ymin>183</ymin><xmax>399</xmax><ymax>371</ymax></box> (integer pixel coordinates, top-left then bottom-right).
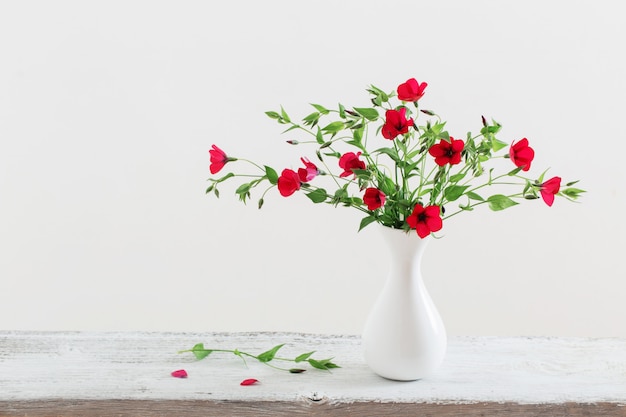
<box><xmin>1</xmin><ymin>400</ymin><xmax>625</xmax><ymax>417</ymax></box>
<box><xmin>1</xmin><ymin>332</ymin><xmax>625</xmax><ymax>416</ymax></box>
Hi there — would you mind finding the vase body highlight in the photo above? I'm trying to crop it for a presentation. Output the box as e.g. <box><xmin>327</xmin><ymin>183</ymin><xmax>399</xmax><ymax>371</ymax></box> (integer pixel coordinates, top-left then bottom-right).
<box><xmin>362</xmin><ymin>226</ymin><xmax>447</xmax><ymax>381</ymax></box>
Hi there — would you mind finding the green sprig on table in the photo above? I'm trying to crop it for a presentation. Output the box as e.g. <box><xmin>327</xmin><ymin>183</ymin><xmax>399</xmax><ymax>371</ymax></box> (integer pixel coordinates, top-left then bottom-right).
<box><xmin>179</xmin><ymin>343</ymin><xmax>340</xmax><ymax>373</ymax></box>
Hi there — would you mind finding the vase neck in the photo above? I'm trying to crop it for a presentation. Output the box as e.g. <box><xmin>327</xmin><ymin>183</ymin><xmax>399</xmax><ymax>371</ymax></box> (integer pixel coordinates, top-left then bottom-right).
<box><xmin>378</xmin><ymin>226</ymin><xmax>430</xmax><ymax>262</ymax></box>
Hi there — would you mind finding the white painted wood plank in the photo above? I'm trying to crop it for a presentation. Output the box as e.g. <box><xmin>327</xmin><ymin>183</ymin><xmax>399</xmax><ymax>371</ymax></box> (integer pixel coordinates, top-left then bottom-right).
<box><xmin>0</xmin><ymin>332</ymin><xmax>624</xmax><ymax>405</ymax></box>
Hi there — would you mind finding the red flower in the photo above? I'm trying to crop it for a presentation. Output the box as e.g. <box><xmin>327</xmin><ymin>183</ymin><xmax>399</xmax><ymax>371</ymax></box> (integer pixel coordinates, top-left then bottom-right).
<box><xmin>509</xmin><ymin>138</ymin><xmax>535</xmax><ymax>171</ymax></box>
<box><xmin>209</xmin><ymin>145</ymin><xmax>230</xmax><ymax>174</ymax></box>
<box><xmin>363</xmin><ymin>188</ymin><xmax>386</xmax><ymax>210</ymax></box>
<box><xmin>339</xmin><ymin>152</ymin><xmax>366</xmax><ymax>178</ymax></box>
<box><xmin>428</xmin><ymin>137</ymin><xmax>465</xmax><ymax>166</ymax></box>
<box><xmin>298</xmin><ymin>157</ymin><xmax>318</xmax><ymax>182</ymax></box>
<box><xmin>406</xmin><ymin>204</ymin><xmax>443</xmax><ymax>238</ymax></box>
<box><xmin>540</xmin><ymin>176</ymin><xmax>561</xmax><ymax>207</ymax></box>
<box><xmin>277</xmin><ymin>169</ymin><xmax>301</xmax><ymax>197</ymax></box>
<box><xmin>171</xmin><ymin>369</ymin><xmax>188</xmax><ymax>378</ymax></box>
<box><xmin>397</xmin><ymin>78</ymin><xmax>427</xmax><ymax>102</ymax></box>
<box><xmin>381</xmin><ymin>108</ymin><xmax>414</xmax><ymax>140</ymax></box>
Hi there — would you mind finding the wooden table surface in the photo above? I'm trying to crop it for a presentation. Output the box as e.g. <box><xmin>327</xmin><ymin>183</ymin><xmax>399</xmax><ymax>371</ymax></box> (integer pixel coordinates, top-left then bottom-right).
<box><xmin>1</xmin><ymin>331</ymin><xmax>625</xmax><ymax>416</ymax></box>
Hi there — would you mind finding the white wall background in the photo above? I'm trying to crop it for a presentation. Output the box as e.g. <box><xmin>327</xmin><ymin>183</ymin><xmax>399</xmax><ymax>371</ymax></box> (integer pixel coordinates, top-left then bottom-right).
<box><xmin>1</xmin><ymin>1</ymin><xmax>624</xmax><ymax>336</ymax></box>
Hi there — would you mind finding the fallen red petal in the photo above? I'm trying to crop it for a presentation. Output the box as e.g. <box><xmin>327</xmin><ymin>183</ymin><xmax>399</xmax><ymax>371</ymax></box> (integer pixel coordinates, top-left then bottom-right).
<box><xmin>240</xmin><ymin>378</ymin><xmax>259</xmax><ymax>386</ymax></box>
<box><xmin>171</xmin><ymin>369</ymin><xmax>188</xmax><ymax>378</ymax></box>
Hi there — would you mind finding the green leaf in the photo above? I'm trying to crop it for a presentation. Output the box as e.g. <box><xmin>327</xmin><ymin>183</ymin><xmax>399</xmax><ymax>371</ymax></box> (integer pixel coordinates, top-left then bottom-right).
<box><xmin>257</xmin><ymin>344</ymin><xmax>285</xmax><ymax>363</ymax></box>
<box><xmin>449</xmin><ymin>172</ymin><xmax>466</xmax><ymax>183</ymax></box>
<box><xmin>367</xmin><ymin>84</ymin><xmax>389</xmax><ymax>104</ymax></box>
<box><xmin>190</xmin><ymin>343</ymin><xmax>212</xmax><ymax>360</ymax></box>
<box><xmin>306</xmin><ymin>189</ymin><xmax>328</xmax><ymax>203</ymax></box>
<box><xmin>333</xmin><ymin>186</ymin><xmax>349</xmax><ymax>200</ymax></box>
<box><xmin>491</xmin><ymin>138</ymin><xmax>508</xmax><ymax>152</ymax></box>
<box><xmin>215</xmin><ymin>172</ymin><xmax>235</xmax><ymax>183</ymax></box>
<box><xmin>507</xmin><ymin>166</ymin><xmax>523</xmax><ymax>176</ymax></box>
<box><xmin>321</xmin><ymin>121</ymin><xmax>345</xmax><ymax>133</ymax></box>
<box><xmin>353</xmin><ymin>126</ymin><xmax>364</xmax><ymax>142</ymax></box>
<box><xmin>307</xmin><ymin>358</ymin><xmax>327</xmax><ymax>370</ymax></box>
<box><xmin>235</xmin><ymin>182</ymin><xmax>252</xmax><ymax>195</ymax></box>
<box><xmin>537</xmin><ymin>168</ymin><xmax>548</xmax><ymax>184</ymax></box>
<box><xmin>466</xmin><ymin>191</ymin><xmax>484</xmax><ymax>201</ymax></box>
<box><xmin>430</xmin><ymin>122</ymin><xmax>446</xmax><ymax>135</ymax></box>
<box><xmin>351</xmin><ymin>168</ymin><xmax>371</xmax><ymax>181</ymax></box>
<box><xmin>281</xmin><ymin>124</ymin><xmax>300</xmax><ymax>134</ymax></box>
<box><xmin>265</xmin><ymin>166</ymin><xmax>278</xmax><ymax>185</ymax></box>
<box><xmin>353</xmin><ymin>107</ymin><xmax>379</xmax><ymax>121</ymax></box>
<box><xmin>346</xmin><ymin>139</ymin><xmax>366</xmax><ymax>151</ymax></box>
<box><xmin>359</xmin><ymin>215</ymin><xmax>377</xmax><ymax>231</ymax></box>
<box><xmin>295</xmin><ymin>351</ymin><xmax>316</xmax><ymax>363</ymax></box>
<box><xmin>373</xmin><ymin>147</ymin><xmax>401</xmax><ymax>163</ymax></box>
<box><xmin>562</xmin><ymin>187</ymin><xmax>586</xmax><ymax>198</ymax></box>
<box><xmin>487</xmin><ymin>194</ymin><xmax>519</xmax><ymax>211</ymax></box>
<box><xmin>418</xmin><ymin>187</ymin><xmax>432</xmax><ymax>197</ymax></box>
<box><xmin>310</xmin><ymin>103</ymin><xmax>329</xmax><ymax>114</ymax></box>
<box><xmin>289</xmin><ymin>368</ymin><xmax>307</xmax><ymax>373</ymax></box>
<box><xmin>323</xmin><ymin>361</ymin><xmax>340</xmax><ymax>369</ymax></box>
<box><xmin>302</xmin><ymin>112</ymin><xmax>320</xmax><ymax>125</ymax></box>
<box><xmin>308</xmin><ymin>358</ymin><xmax>340</xmax><ymax>370</ymax></box>
<box><xmin>265</xmin><ymin>110</ymin><xmax>280</xmax><ymax>120</ymax></box>
<box><xmin>338</xmin><ymin>103</ymin><xmax>346</xmax><ymax>118</ymax></box>
<box><xmin>280</xmin><ymin>106</ymin><xmax>291</xmax><ymax>123</ymax></box>
<box><xmin>522</xmin><ymin>180</ymin><xmax>534</xmax><ymax>197</ymax></box>
<box><xmin>315</xmin><ymin>128</ymin><xmax>324</xmax><ymax>144</ymax></box>
<box><xmin>444</xmin><ymin>185</ymin><xmax>469</xmax><ymax>202</ymax></box>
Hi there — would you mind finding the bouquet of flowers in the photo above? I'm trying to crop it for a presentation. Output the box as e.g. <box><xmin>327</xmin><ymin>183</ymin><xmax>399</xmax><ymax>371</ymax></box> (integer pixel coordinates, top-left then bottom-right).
<box><xmin>207</xmin><ymin>78</ymin><xmax>583</xmax><ymax>237</ymax></box>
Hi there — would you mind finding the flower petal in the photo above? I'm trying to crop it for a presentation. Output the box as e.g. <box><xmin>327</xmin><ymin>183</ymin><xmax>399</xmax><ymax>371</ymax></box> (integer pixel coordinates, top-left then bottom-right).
<box><xmin>428</xmin><ymin>144</ymin><xmax>445</xmax><ymax>157</ymax></box>
<box><xmin>415</xmin><ymin>222</ymin><xmax>430</xmax><ymax>238</ymax></box>
<box><xmin>540</xmin><ymin>190</ymin><xmax>556</xmax><ymax>206</ymax></box>
<box><xmin>171</xmin><ymin>369</ymin><xmax>188</xmax><ymax>378</ymax></box>
<box><xmin>425</xmin><ymin>214</ymin><xmax>443</xmax><ymax>233</ymax></box>
<box><xmin>240</xmin><ymin>378</ymin><xmax>259</xmax><ymax>386</ymax></box>
<box><xmin>451</xmin><ymin>138</ymin><xmax>465</xmax><ymax>152</ymax></box>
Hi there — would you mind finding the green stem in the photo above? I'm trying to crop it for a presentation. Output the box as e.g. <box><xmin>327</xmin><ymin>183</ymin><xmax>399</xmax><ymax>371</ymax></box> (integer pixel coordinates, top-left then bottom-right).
<box><xmin>179</xmin><ymin>346</ymin><xmax>340</xmax><ymax>373</ymax></box>
<box><xmin>442</xmin><ymin>192</ymin><xmax>525</xmax><ymax>220</ymax></box>
<box><xmin>239</xmin><ymin>158</ymin><xmax>265</xmax><ymax>172</ymax></box>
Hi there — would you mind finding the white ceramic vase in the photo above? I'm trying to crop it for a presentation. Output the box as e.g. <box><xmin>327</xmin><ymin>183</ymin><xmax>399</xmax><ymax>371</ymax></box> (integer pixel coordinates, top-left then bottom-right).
<box><xmin>362</xmin><ymin>226</ymin><xmax>447</xmax><ymax>381</ymax></box>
